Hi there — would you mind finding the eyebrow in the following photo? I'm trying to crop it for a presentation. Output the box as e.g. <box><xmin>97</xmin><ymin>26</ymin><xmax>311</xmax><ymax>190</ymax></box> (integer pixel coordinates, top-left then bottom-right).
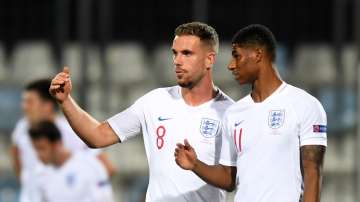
<box><xmin>181</xmin><ymin>49</ymin><xmax>193</xmax><ymax>54</ymax></box>
<box><xmin>172</xmin><ymin>48</ymin><xmax>193</xmax><ymax>54</ymax></box>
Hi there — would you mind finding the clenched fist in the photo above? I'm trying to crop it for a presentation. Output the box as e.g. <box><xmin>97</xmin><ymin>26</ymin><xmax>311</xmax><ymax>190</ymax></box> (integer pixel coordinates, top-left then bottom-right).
<box><xmin>49</xmin><ymin>66</ymin><xmax>72</xmax><ymax>103</ymax></box>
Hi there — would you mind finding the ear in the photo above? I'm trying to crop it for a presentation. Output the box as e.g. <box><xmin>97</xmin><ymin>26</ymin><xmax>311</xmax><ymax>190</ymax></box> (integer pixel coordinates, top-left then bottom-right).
<box><xmin>44</xmin><ymin>101</ymin><xmax>54</xmax><ymax>114</ymax></box>
<box><xmin>254</xmin><ymin>47</ymin><xmax>264</xmax><ymax>63</ymax></box>
<box><xmin>205</xmin><ymin>51</ymin><xmax>216</xmax><ymax>70</ymax></box>
<box><xmin>54</xmin><ymin>141</ymin><xmax>62</xmax><ymax>149</ymax></box>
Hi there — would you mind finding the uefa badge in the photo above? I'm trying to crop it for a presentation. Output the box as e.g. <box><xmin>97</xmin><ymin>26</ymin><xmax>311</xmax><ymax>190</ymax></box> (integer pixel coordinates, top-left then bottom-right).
<box><xmin>200</xmin><ymin>118</ymin><xmax>220</xmax><ymax>138</ymax></box>
<box><xmin>268</xmin><ymin>110</ymin><xmax>285</xmax><ymax>129</ymax></box>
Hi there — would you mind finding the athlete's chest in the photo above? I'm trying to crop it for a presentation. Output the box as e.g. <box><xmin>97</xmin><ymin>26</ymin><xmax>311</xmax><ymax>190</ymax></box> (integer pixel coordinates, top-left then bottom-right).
<box><xmin>229</xmin><ymin>103</ymin><xmax>298</xmax><ymax>155</ymax></box>
<box><xmin>144</xmin><ymin>102</ymin><xmax>223</xmax><ymax>151</ymax></box>
<box><xmin>43</xmin><ymin>167</ymin><xmax>90</xmax><ymax>200</ymax></box>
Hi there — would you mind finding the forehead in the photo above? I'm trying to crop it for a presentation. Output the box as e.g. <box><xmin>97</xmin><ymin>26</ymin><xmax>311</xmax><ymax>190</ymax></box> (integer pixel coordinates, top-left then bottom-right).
<box><xmin>23</xmin><ymin>90</ymin><xmax>41</xmax><ymax>100</ymax></box>
<box><xmin>32</xmin><ymin>137</ymin><xmax>52</xmax><ymax>147</ymax></box>
<box><xmin>172</xmin><ymin>35</ymin><xmax>202</xmax><ymax>49</ymax></box>
<box><xmin>231</xmin><ymin>44</ymin><xmax>243</xmax><ymax>54</ymax></box>
<box><xmin>231</xmin><ymin>43</ymin><xmax>254</xmax><ymax>54</ymax></box>
<box><xmin>232</xmin><ymin>43</ymin><xmax>243</xmax><ymax>51</ymax></box>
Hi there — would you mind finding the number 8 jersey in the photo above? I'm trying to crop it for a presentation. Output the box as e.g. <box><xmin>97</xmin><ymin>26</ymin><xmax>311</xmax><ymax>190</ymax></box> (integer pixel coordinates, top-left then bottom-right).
<box><xmin>107</xmin><ymin>86</ymin><xmax>234</xmax><ymax>202</ymax></box>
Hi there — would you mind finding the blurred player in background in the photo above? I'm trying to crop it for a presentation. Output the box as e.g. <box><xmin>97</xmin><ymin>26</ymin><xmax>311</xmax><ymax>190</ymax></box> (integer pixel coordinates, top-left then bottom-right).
<box><xmin>29</xmin><ymin>120</ymin><xmax>114</xmax><ymax>202</ymax></box>
<box><xmin>175</xmin><ymin>24</ymin><xmax>327</xmax><ymax>202</ymax></box>
<box><xmin>10</xmin><ymin>79</ymin><xmax>116</xmax><ymax>202</ymax></box>
<box><xmin>50</xmin><ymin>22</ymin><xmax>234</xmax><ymax>202</ymax></box>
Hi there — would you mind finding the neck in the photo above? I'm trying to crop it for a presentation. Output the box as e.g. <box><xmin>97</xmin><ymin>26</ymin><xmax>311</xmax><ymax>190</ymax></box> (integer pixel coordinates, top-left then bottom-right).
<box><xmin>47</xmin><ymin>113</ymin><xmax>56</xmax><ymax>122</ymax></box>
<box><xmin>29</xmin><ymin>113</ymin><xmax>57</xmax><ymax>126</ymax></box>
<box><xmin>181</xmin><ymin>74</ymin><xmax>217</xmax><ymax>106</ymax></box>
<box><xmin>53</xmin><ymin>145</ymin><xmax>71</xmax><ymax>167</ymax></box>
<box><xmin>251</xmin><ymin>63</ymin><xmax>282</xmax><ymax>103</ymax></box>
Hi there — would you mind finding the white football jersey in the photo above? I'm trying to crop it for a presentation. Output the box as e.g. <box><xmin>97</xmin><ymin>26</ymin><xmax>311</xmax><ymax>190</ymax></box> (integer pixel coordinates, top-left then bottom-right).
<box><xmin>107</xmin><ymin>86</ymin><xmax>234</xmax><ymax>202</ymax></box>
<box><xmin>36</xmin><ymin>152</ymin><xmax>114</xmax><ymax>202</ymax></box>
<box><xmin>220</xmin><ymin>82</ymin><xmax>327</xmax><ymax>202</ymax></box>
<box><xmin>11</xmin><ymin>116</ymin><xmax>101</xmax><ymax>202</ymax></box>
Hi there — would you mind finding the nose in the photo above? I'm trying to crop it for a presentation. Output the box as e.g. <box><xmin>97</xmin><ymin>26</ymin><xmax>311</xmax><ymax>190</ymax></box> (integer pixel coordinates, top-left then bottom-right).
<box><xmin>228</xmin><ymin>58</ymin><xmax>236</xmax><ymax>71</ymax></box>
<box><xmin>173</xmin><ymin>54</ymin><xmax>182</xmax><ymax>67</ymax></box>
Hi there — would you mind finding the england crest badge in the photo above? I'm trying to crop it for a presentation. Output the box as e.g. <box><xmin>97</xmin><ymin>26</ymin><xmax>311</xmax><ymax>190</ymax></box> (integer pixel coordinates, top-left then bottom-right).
<box><xmin>200</xmin><ymin>118</ymin><xmax>220</xmax><ymax>138</ymax></box>
<box><xmin>268</xmin><ymin>110</ymin><xmax>285</xmax><ymax>129</ymax></box>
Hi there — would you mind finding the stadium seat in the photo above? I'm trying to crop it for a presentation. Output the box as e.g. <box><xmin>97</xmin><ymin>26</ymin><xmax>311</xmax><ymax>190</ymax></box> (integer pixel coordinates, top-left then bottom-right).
<box><xmin>275</xmin><ymin>44</ymin><xmax>289</xmax><ymax>79</ymax></box>
<box><xmin>213</xmin><ymin>42</ymin><xmax>241</xmax><ymax>96</ymax></box>
<box><xmin>214</xmin><ymin>42</ymin><xmax>233</xmax><ymax>84</ymax></box>
<box><xmin>106</xmin><ymin>42</ymin><xmax>150</xmax><ymax>85</ymax></box>
<box><xmin>63</xmin><ymin>44</ymin><xmax>102</xmax><ymax>84</ymax></box>
<box><xmin>0</xmin><ymin>174</ymin><xmax>19</xmax><ymax>202</ymax></box>
<box><xmin>10</xmin><ymin>41</ymin><xmax>56</xmax><ymax>85</ymax></box>
<box><xmin>292</xmin><ymin>44</ymin><xmax>336</xmax><ymax>87</ymax></box>
<box><xmin>317</xmin><ymin>86</ymin><xmax>356</xmax><ymax>132</ymax></box>
<box><xmin>106</xmin><ymin>136</ymin><xmax>148</xmax><ymax>175</ymax></box>
<box><xmin>324</xmin><ymin>135</ymin><xmax>355</xmax><ymax>173</ymax></box>
<box><xmin>126</xmin><ymin>82</ymin><xmax>157</xmax><ymax>105</ymax></box>
<box><xmin>342</xmin><ymin>45</ymin><xmax>359</xmax><ymax>86</ymax></box>
<box><xmin>0</xmin><ymin>87</ymin><xmax>22</xmax><ymax>132</ymax></box>
<box><xmin>153</xmin><ymin>44</ymin><xmax>175</xmax><ymax>85</ymax></box>
<box><xmin>86</xmin><ymin>82</ymin><xmax>125</xmax><ymax>120</ymax></box>
<box><xmin>0</xmin><ymin>43</ymin><xmax>8</xmax><ymax>83</ymax></box>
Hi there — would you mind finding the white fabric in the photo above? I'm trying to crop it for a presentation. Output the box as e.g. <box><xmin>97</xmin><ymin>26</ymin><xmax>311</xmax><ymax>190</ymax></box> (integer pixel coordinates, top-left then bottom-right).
<box><xmin>36</xmin><ymin>152</ymin><xmax>113</xmax><ymax>202</ymax></box>
<box><xmin>11</xmin><ymin>116</ymin><xmax>101</xmax><ymax>202</ymax></box>
<box><xmin>219</xmin><ymin>82</ymin><xmax>327</xmax><ymax>202</ymax></box>
<box><xmin>107</xmin><ymin>86</ymin><xmax>234</xmax><ymax>202</ymax></box>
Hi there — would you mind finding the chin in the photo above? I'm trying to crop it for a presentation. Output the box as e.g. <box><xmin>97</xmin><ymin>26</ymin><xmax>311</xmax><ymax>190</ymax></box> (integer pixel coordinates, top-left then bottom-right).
<box><xmin>236</xmin><ymin>79</ymin><xmax>248</xmax><ymax>85</ymax></box>
<box><xmin>40</xmin><ymin>160</ymin><xmax>49</xmax><ymax>165</ymax></box>
<box><xmin>177</xmin><ymin>82</ymin><xmax>189</xmax><ymax>88</ymax></box>
<box><xmin>177</xmin><ymin>80</ymin><xmax>193</xmax><ymax>88</ymax></box>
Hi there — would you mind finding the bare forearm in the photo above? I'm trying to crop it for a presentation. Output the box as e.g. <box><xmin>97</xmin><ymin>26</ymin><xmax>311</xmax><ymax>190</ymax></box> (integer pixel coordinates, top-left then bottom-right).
<box><xmin>303</xmin><ymin>168</ymin><xmax>322</xmax><ymax>202</ymax></box>
<box><xmin>192</xmin><ymin>160</ymin><xmax>236</xmax><ymax>192</ymax></box>
<box><xmin>301</xmin><ymin>145</ymin><xmax>326</xmax><ymax>202</ymax></box>
<box><xmin>51</xmin><ymin>68</ymin><xmax>119</xmax><ymax>148</ymax></box>
<box><xmin>61</xmin><ymin>96</ymin><xmax>102</xmax><ymax>147</ymax></box>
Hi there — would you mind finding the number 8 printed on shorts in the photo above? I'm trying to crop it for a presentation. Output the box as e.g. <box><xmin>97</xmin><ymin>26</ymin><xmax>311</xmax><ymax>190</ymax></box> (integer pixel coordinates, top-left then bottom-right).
<box><xmin>156</xmin><ymin>126</ymin><xmax>166</xmax><ymax>149</ymax></box>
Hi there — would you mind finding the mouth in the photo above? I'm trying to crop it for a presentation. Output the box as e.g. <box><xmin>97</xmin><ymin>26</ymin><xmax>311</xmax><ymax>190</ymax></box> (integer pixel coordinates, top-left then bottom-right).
<box><xmin>175</xmin><ymin>68</ymin><xmax>186</xmax><ymax>75</ymax></box>
<box><xmin>231</xmin><ymin>71</ymin><xmax>241</xmax><ymax>80</ymax></box>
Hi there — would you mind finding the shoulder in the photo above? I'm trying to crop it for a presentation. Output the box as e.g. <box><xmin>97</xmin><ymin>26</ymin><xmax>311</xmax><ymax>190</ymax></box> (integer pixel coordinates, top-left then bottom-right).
<box><xmin>215</xmin><ymin>88</ymin><xmax>235</xmax><ymax>107</ymax></box>
<box><xmin>285</xmin><ymin>84</ymin><xmax>324</xmax><ymax>110</ymax></box>
<box><xmin>134</xmin><ymin>86</ymin><xmax>180</xmax><ymax>105</ymax></box>
<box><xmin>13</xmin><ymin>118</ymin><xmax>28</xmax><ymax>131</ymax></box>
<box><xmin>55</xmin><ymin>116</ymin><xmax>77</xmax><ymax>138</ymax></box>
<box><xmin>55</xmin><ymin>116</ymin><xmax>72</xmax><ymax>130</ymax></box>
<box><xmin>73</xmin><ymin>152</ymin><xmax>108</xmax><ymax>178</ymax></box>
<box><xmin>283</xmin><ymin>84</ymin><xmax>326</xmax><ymax>121</ymax></box>
<box><xmin>11</xmin><ymin>118</ymin><xmax>29</xmax><ymax>143</ymax></box>
<box><xmin>137</xmin><ymin>86</ymin><xmax>177</xmax><ymax>100</ymax></box>
<box><xmin>224</xmin><ymin>94</ymin><xmax>252</xmax><ymax>115</ymax></box>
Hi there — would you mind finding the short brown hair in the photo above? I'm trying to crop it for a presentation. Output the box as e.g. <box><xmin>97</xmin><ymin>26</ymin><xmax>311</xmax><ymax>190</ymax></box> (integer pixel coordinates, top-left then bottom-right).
<box><xmin>174</xmin><ymin>22</ymin><xmax>219</xmax><ymax>54</ymax></box>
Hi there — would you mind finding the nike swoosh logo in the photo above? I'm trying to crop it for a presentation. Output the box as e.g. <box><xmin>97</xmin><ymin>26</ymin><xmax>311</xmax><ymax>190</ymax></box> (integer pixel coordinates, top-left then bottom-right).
<box><xmin>234</xmin><ymin>120</ymin><xmax>244</xmax><ymax>127</ymax></box>
<box><xmin>158</xmin><ymin>116</ymin><xmax>172</xmax><ymax>121</ymax></box>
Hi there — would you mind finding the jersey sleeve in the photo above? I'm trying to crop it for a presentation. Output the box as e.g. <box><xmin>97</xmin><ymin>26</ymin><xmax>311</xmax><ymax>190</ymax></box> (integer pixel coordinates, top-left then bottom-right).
<box><xmin>219</xmin><ymin>115</ymin><xmax>237</xmax><ymax>166</ymax></box>
<box><xmin>11</xmin><ymin>119</ymin><xmax>25</xmax><ymax>145</ymax></box>
<box><xmin>107</xmin><ymin>97</ymin><xmax>144</xmax><ymax>143</ymax></box>
<box><xmin>86</xmin><ymin>155</ymin><xmax>114</xmax><ymax>202</ymax></box>
<box><xmin>298</xmin><ymin>97</ymin><xmax>327</xmax><ymax>147</ymax></box>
